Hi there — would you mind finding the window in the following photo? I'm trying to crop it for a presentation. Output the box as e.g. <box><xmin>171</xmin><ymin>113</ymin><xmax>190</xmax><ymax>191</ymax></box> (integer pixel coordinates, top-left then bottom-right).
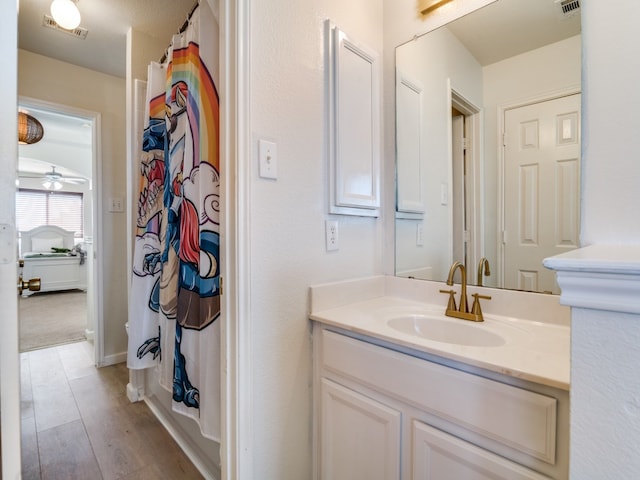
<box><xmin>16</xmin><ymin>189</ymin><xmax>84</xmax><ymax>238</ymax></box>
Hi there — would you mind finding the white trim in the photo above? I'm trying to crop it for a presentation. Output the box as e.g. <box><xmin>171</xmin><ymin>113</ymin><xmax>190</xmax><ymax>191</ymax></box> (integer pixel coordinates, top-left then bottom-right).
<box><xmin>126</xmin><ymin>380</ymin><xmax>144</xmax><ymax>402</ymax></box>
<box><xmin>102</xmin><ymin>351</ymin><xmax>127</xmax><ymax>366</ymax></box>
<box><xmin>220</xmin><ymin>0</ymin><xmax>253</xmax><ymax>478</ymax></box>
<box><xmin>445</xmin><ymin>80</ymin><xmax>454</xmax><ymax>267</ymax></box>
<box><xmin>144</xmin><ymin>395</ymin><xmax>220</xmax><ymax>479</ymax></box>
<box><xmin>544</xmin><ymin>244</ymin><xmax>640</xmax><ymax>314</ymax></box>
<box><xmin>496</xmin><ymin>85</ymin><xmax>581</xmax><ymax>288</ymax></box>
<box><xmin>18</xmin><ymin>96</ymin><xmax>105</xmax><ymax>368</ymax></box>
<box><xmin>395</xmin><ymin>70</ymin><xmax>425</xmax><ymax>215</ymax></box>
<box><xmin>449</xmin><ymin>86</ymin><xmax>483</xmax><ymax>273</ymax></box>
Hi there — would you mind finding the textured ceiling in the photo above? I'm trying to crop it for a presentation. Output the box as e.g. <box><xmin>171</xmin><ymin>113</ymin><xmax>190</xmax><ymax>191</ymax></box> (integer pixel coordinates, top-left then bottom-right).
<box><xmin>18</xmin><ymin>0</ymin><xmax>196</xmax><ymax>78</ymax></box>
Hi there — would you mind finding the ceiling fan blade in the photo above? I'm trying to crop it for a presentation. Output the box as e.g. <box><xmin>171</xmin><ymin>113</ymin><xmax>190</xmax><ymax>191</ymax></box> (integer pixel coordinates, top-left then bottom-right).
<box><xmin>61</xmin><ymin>177</ymin><xmax>87</xmax><ymax>184</ymax></box>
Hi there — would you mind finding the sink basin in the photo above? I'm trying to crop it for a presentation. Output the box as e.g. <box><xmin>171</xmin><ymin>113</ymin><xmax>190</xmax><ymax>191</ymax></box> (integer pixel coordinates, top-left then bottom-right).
<box><xmin>387</xmin><ymin>314</ymin><xmax>506</xmax><ymax>347</ymax></box>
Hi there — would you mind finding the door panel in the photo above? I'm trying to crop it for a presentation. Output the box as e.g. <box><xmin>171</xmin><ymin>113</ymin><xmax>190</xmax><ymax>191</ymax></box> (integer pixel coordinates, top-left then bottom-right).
<box><xmin>0</xmin><ymin>0</ymin><xmax>22</xmax><ymax>476</ymax></box>
<box><xmin>504</xmin><ymin>94</ymin><xmax>581</xmax><ymax>293</ymax></box>
<box><xmin>320</xmin><ymin>378</ymin><xmax>401</xmax><ymax>480</ymax></box>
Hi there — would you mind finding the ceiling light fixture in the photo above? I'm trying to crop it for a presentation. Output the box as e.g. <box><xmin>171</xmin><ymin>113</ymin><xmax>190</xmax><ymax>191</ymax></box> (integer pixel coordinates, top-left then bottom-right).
<box><xmin>419</xmin><ymin>0</ymin><xmax>454</xmax><ymax>15</ymax></box>
<box><xmin>42</xmin><ymin>179</ymin><xmax>63</xmax><ymax>191</ymax></box>
<box><xmin>50</xmin><ymin>0</ymin><xmax>81</xmax><ymax>30</ymax></box>
<box><xmin>18</xmin><ymin>112</ymin><xmax>44</xmax><ymax>145</ymax></box>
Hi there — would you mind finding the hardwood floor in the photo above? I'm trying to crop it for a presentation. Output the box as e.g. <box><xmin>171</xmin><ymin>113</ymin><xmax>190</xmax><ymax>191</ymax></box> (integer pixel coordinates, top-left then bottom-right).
<box><xmin>20</xmin><ymin>341</ymin><xmax>204</xmax><ymax>479</ymax></box>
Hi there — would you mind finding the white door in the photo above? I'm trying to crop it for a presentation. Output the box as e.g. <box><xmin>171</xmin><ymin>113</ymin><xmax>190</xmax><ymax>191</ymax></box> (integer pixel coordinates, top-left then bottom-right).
<box><xmin>0</xmin><ymin>0</ymin><xmax>22</xmax><ymax>477</ymax></box>
<box><xmin>503</xmin><ymin>94</ymin><xmax>581</xmax><ymax>293</ymax></box>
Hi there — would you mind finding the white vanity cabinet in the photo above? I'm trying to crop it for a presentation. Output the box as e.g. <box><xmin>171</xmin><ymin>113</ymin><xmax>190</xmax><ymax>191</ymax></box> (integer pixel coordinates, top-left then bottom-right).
<box><xmin>313</xmin><ymin>324</ymin><xmax>569</xmax><ymax>480</ymax></box>
<box><xmin>320</xmin><ymin>378</ymin><xmax>401</xmax><ymax>479</ymax></box>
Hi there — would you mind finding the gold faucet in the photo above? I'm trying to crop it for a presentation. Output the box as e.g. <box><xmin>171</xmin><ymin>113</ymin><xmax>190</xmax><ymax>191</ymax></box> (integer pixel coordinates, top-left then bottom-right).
<box><xmin>477</xmin><ymin>257</ymin><xmax>491</xmax><ymax>286</ymax></box>
<box><xmin>440</xmin><ymin>261</ymin><xmax>491</xmax><ymax>322</ymax></box>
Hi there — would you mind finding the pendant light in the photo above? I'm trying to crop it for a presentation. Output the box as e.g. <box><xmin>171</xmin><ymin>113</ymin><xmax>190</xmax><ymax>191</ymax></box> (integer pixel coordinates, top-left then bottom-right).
<box><xmin>50</xmin><ymin>0</ymin><xmax>81</xmax><ymax>30</ymax></box>
<box><xmin>18</xmin><ymin>112</ymin><xmax>44</xmax><ymax>145</ymax></box>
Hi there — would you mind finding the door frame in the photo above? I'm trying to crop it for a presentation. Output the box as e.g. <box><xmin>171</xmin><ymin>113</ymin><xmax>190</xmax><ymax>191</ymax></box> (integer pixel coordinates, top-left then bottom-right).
<box><xmin>220</xmin><ymin>0</ymin><xmax>252</xmax><ymax>477</ymax></box>
<box><xmin>496</xmin><ymin>85</ymin><xmax>581</xmax><ymax>288</ymax></box>
<box><xmin>17</xmin><ymin>96</ymin><xmax>103</xmax><ymax>366</ymax></box>
<box><xmin>448</xmin><ymin>83</ymin><xmax>483</xmax><ymax>273</ymax></box>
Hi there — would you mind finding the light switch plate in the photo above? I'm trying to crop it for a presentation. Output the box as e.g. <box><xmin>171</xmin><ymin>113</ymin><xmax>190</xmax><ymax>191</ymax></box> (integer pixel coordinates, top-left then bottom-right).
<box><xmin>259</xmin><ymin>139</ymin><xmax>278</xmax><ymax>179</ymax></box>
<box><xmin>109</xmin><ymin>197</ymin><xmax>124</xmax><ymax>212</ymax></box>
<box><xmin>440</xmin><ymin>183</ymin><xmax>448</xmax><ymax>205</ymax></box>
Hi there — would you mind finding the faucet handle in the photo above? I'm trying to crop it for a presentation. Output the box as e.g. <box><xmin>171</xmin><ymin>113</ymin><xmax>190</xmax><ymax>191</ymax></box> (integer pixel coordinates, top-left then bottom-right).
<box><xmin>471</xmin><ymin>293</ymin><xmax>491</xmax><ymax>317</ymax></box>
<box><xmin>439</xmin><ymin>289</ymin><xmax>457</xmax><ymax>312</ymax></box>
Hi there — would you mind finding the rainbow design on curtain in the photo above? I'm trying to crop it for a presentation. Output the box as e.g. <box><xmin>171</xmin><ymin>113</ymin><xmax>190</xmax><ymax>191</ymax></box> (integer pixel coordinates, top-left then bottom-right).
<box><xmin>128</xmin><ymin>1</ymin><xmax>221</xmax><ymax>441</ymax></box>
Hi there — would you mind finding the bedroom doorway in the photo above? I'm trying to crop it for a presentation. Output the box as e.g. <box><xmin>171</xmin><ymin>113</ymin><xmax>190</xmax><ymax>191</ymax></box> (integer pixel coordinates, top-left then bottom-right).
<box><xmin>17</xmin><ymin>99</ymin><xmax>100</xmax><ymax>364</ymax></box>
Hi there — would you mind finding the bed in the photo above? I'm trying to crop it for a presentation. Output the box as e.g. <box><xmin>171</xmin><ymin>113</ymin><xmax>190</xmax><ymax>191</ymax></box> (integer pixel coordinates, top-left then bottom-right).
<box><xmin>20</xmin><ymin>225</ymin><xmax>87</xmax><ymax>297</ymax></box>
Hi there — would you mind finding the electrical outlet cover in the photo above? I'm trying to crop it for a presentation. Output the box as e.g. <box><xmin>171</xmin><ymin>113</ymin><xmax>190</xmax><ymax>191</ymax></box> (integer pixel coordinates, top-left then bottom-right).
<box><xmin>325</xmin><ymin>220</ymin><xmax>339</xmax><ymax>251</ymax></box>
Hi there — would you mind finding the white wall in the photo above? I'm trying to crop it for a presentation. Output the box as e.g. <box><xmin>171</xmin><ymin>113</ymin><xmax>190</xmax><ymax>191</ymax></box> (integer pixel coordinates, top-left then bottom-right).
<box><xmin>382</xmin><ymin>0</ymin><xmax>495</xmax><ymax>276</ymax></box>
<box><xmin>581</xmin><ymin>2</ymin><xmax>640</xmax><ymax>242</ymax></box>
<box><xmin>248</xmin><ymin>0</ymin><xmax>384</xmax><ymax>476</ymax></box>
<box><xmin>569</xmin><ymin>1</ymin><xmax>640</xmax><ymax>478</ymax></box>
<box><xmin>482</xmin><ymin>35</ymin><xmax>581</xmax><ymax>284</ymax></box>
<box><xmin>18</xmin><ymin>49</ymin><xmax>128</xmax><ymax>360</ymax></box>
<box><xmin>395</xmin><ymin>26</ymin><xmax>483</xmax><ymax>280</ymax></box>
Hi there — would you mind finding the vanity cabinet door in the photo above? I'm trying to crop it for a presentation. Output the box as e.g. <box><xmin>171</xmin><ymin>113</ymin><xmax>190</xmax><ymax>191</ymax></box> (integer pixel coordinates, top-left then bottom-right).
<box><xmin>412</xmin><ymin>420</ymin><xmax>552</xmax><ymax>480</ymax></box>
<box><xmin>320</xmin><ymin>378</ymin><xmax>401</xmax><ymax>480</ymax></box>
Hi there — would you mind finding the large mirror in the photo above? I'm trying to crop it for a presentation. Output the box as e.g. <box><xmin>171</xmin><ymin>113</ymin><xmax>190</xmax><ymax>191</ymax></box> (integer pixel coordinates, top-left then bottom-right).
<box><xmin>394</xmin><ymin>0</ymin><xmax>581</xmax><ymax>294</ymax></box>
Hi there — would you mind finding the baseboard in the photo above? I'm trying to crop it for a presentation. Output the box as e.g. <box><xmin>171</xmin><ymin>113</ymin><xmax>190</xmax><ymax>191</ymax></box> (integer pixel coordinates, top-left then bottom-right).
<box><xmin>101</xmin><ymin>351</ymin><xmax>127</xmax><ymax>366</ymax></box>
<box><xmin>144</xmin><ymin>395</ymin><xmax>220</xmax><ymax>480</ymax></box>
<box><xmin>85</xmin><ymin>328</ymin><xmax>94</xmax><ymax>341</ymax></box>
<box><xmin>126</xmin><ymin>382</ymin><xmax>144</xmax><ymax>402</ymax></box>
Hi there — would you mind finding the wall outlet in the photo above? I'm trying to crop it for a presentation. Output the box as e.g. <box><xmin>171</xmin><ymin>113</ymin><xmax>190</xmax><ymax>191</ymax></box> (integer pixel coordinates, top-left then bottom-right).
<box><xmin>416</xmin><ymin>223</ymin><xmax>424</xmax><ymax>246</ymax></box>
<box><xmin>325</xmin><ymin>220</ymin><xmax>339</xmax><ymax>251</ymax></box>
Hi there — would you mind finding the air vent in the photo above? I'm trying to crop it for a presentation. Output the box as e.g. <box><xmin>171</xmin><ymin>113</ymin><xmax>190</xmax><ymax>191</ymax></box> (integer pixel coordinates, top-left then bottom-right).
<box><xmin>555</xmin><ymin>0</ymin><xmax>580</xmax><ymax>19</ymax></box>
<box><xmin>42</xmin><ymin>14</ymin><xmax>88</xmax><ymax>39</ymax></box>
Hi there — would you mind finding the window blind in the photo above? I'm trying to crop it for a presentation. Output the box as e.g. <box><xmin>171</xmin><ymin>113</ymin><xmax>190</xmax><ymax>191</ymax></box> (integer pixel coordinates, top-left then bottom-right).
<box><xmin>16</xmin><ymin>189</ymin><xmax>84</xmax><ymax>237</ymax></box>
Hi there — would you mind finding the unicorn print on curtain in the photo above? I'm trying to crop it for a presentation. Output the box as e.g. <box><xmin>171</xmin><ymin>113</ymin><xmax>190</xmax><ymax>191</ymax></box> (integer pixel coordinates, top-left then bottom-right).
<box><xmin>128</xmin><ymin>0</ymin><xmax>221</xmax><ymax>441</ymax></box>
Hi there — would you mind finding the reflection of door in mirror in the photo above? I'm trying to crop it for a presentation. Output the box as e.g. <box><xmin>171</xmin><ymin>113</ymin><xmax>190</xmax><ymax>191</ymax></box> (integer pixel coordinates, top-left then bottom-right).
<box><xmin>451</xmin><ymin>93</ymin><xmax>482</xmax><ymax>278</ymax></box>
<box><xmin>452</xmin><ymin>112</ymin><xmax>465</xmax><ymax>268</ymax></box>
<box><xmin>394</xmin><ymin>0</ymin><xmax>581</xmax><ymax>292</ymax></box>
<box><xmin>502</xmin><ymin>93</ymin><xmax>581</xmax><ymax>294</ymax></box>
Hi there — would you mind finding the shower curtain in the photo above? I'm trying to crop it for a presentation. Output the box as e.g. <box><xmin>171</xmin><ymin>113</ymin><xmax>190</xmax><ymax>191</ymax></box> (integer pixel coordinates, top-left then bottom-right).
<box><xmin>127</xmin><ymin>0</ymin><xmax>221</xmax><ymax>441</ymax></box>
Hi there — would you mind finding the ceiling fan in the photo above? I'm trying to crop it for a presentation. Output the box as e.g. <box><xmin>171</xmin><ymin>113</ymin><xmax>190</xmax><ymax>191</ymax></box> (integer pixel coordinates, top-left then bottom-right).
<box><xmin>19</xmin><ymin>166</ymin><xmax>87</xmax><ymax>190</ymax></box>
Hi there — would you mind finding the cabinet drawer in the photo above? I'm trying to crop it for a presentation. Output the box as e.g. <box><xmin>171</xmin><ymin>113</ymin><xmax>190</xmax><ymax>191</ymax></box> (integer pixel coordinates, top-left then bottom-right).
<box><xmin>321</xmin><ymin>330</ymin><xmax>557</xmax><ymax>464</ymax></box>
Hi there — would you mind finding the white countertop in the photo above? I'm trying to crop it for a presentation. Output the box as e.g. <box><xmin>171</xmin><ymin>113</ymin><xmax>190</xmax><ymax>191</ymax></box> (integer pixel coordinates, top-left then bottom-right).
<box><xmin>309</xmin><ymin>277</ymin><xmax>570</xmax><ymax>391</ymax></box>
